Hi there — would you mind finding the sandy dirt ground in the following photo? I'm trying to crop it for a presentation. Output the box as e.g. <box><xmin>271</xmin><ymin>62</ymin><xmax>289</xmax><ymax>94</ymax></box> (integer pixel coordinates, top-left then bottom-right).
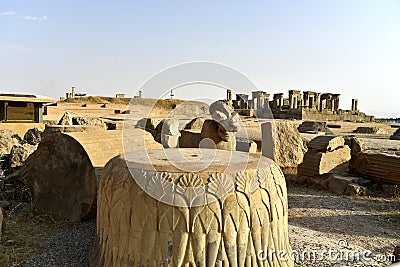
<box><xmin>287</xmin><ymin>183</ymin><xmax>399</xmax><ymax>266</ymax></box>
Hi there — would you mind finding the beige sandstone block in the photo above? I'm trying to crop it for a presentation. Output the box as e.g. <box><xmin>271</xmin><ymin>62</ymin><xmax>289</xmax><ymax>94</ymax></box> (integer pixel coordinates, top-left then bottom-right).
<box><xmin>307</xmin><ymin>136</ymin><xmax>345</xmax><ymax>152</ymax></box>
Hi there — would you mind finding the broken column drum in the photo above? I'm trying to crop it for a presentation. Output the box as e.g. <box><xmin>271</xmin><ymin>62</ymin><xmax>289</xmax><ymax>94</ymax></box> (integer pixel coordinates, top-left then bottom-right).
<box><xmin>90</xmin><ymin>149</ymin><xmax>293</xmax><ymax>267</ymax></box>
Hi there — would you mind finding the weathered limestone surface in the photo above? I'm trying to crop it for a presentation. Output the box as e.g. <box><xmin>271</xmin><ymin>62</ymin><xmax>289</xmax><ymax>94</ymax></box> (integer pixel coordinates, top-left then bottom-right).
<box><xmin>9</xmin><ymin>144</ymin><xmax>35</xmax><ymax>170</ymax></box>
<box><xmin>298</xmin><ymin>135</ymin><xmax>350</xmax><ymax>177</ymax></box>
<box><xmin>346</xmin><ymin>137</ymin><xmax>400</xmax><ymax>184</ymax></box>
<box><xmin>209</xmin><ymin>101</ymin><xmax>240</xmax><ymax>133</ymax></box>
<box><xmin>307</xmin><ymin>136</ymin><xmax>345</xmax><ymax>152</ymax></box>
<box><xmin>160</xmin><ymin>119</ymin><xmax>180</xmax><ymax>136</ymax></box>
<box><xmin>161</xmin><ymin>133</ymin><xmax>180</xmax><ymax>148</ymax></box>
<box><xmin>0</xmin><ymin>129</ymin><xmax>22</xmax><ymax>154</ymax></box>
<box><xmin>135</xmin><ymin>118</ymin><xmax>161</xmax><ymax>136</ymax></box>
<box><xmin>90</xmin><ymin>149</ymin><xmax>293</xmax><ymax>267</ymax></box>
<box><xmin>8</xmin><ymin>131</ymin><xmax>97</xmax><ymax>222</ymax></box>
<box><xmin>160</xmin><ymin>119</ymin><xmax>180</xmax><ymax>148</ymax></box>
<box><xmin>69</xmin><ymin>128</ymin><xmax>162</xmax><ymax>168</ymax></box>
<box><xmin>58</xmin><ymin>111</ymin><xmax>73</xmax><ymax>125</ymax></box>
<box><xmin>350</xmin><ymin>151</ymin><xmax>400</xmax><ymax>184</ymax></box>
<box><xmin>184</xmin><ymin>117</ymin><xmax>205</xmax><ymax>131</ymax></box>
<box><xmin>298</xmin><ymin>146</ymin><xmax>351</xmax><ymax>176</ymax></box>
<box><xmin>326</xmin><ymin>175</ymin><xmax>360</xmax><ymax>195</ymax></box>
<box><xmin>72</xmin><ymin>117</ymin><xmax>106</xmax><ymax>129</ymax></box>
<box><xmin>262</xmin><ymin>121</ymin><xmax>307</xmax><ymax>168</ymax></box>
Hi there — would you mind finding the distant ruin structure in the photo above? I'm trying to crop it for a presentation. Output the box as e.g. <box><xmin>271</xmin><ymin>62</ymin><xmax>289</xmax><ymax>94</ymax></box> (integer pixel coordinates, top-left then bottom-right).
<box><xmin>66</xmin><ymin>87</ymin><xmax>86</xmax><ymax>99</ymax></box>
<box><xmin>0</xmin><ymin>94</ymin><xmax>56</xmax><ymax>123</ymax></box>
<box><xmin>229</xmin><ymin>90</ymin><xmax>374</xmax><ymax>122</ymax></box>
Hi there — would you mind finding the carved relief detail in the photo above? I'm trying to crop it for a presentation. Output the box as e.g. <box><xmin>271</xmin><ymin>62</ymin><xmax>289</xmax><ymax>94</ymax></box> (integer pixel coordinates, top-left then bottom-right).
<box><xmin>90</xmin><ymin>156</ymin><xmax>293</xmax><ymax>267</ymax></box>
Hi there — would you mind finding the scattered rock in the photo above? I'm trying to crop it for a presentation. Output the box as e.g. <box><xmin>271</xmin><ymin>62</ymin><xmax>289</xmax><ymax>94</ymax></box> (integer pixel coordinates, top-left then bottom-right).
<box><xmin>58</xmin><ymin>111</ymin><xmax>73</xmax><ymax>126</ymax></box>
<box><xmin>8</xmin><ymin>131</ymin><xmax>97</xmax><ymax>222</ymax></box>
<box><xmin>390</xmin><ymin>128</ymin><xmax>400</xmax><ymax>140</ymax></box>
<box><xmin>184</xmin><ymin>117</ymin><xmax>205</xmax><ymax>130</ymax></box>
<box><xmin>23</xmin><ymin>128</ymin><xmax>42</xmax><ymax>146</ymax></box>
<box><xmin>72</xmin><ymin>117</ymin><xmax>106</xmax><ymax>129</ymax></box>
<box><xmin>262</xmin><ymin>121</ymin><xmax>307</xmax><ymax>168</ymax></box>
<box><xmin>0</xmin><ymin>129</ymin><xmax>23</xmax><ymax>154</ymax></box>
<box><xmin>353</xmin><ymin>126</ymin><xmax>387</xmax><ymax>134</ymax></box>
<box><xmin>326</xmin><ymin>175</ymin><xmax>359</xmax><ymax>194</ymax></box>
<box><xmin>9</xmin><ymin>145</ymin><xmax>34</xmax><ymax>170</ymax></box>
<box><xmin>298</xmin><ymin>121</ymin><xmax>328</xmax><ymax>133</ymax></box>
<box><xmin>345</xmin><ymin>183</ymin><xmax>368</xmax><ymax>196</ymax></box>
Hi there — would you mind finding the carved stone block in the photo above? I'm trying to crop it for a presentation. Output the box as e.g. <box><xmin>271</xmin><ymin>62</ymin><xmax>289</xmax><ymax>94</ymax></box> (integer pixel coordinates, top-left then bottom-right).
<box><xmin>90</xmin><ymin>149</ymin><xmax>293</xmax><ymax>267</ymax></box>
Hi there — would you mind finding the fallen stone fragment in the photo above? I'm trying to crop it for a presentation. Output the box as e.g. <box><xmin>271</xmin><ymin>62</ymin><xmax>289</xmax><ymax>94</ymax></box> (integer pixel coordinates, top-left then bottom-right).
<box><xmin>307</xmin><ymin>136</ymin><xmax>345</xmax><ymax>152</ymax></box>
<box><xmin>58</xmin><ymin>111</ymin><xmax>73</xmax><ymax>126</ymax></box>
<box><xmin>298</xmin><ymin>146</ymin><xmax>351</xmax><ymax>176</ymax></box>
<box><xmin>8</xmin><ymin>131</ymin><xmax>97</xmax><ymax>222</ymax></box>
<box><xmin>24</xmin><ymin>128</ymin><xmax>42</xmax><ymax>146</ymax></box>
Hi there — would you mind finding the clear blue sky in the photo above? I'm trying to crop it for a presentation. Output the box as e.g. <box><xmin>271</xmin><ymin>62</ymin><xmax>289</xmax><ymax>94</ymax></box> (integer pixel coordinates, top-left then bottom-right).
<box><xmin>1</xmin><ymin>0</ymin><xmax>399</xmax><ymax>117</ymax></box>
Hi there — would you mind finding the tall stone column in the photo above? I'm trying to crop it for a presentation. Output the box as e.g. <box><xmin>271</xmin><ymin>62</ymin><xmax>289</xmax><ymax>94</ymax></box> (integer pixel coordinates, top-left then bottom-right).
<box><xmin>352</xmin><ymin>99</ymin><xmax>358</xmax><ymax>111</ymax></box>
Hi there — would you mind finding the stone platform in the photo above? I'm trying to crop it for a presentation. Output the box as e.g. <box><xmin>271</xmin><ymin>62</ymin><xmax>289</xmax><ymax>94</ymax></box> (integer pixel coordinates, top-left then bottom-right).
<box><xmin>90</xmin><ymin>148</ymin><xmax>293</xmax><ymax>267</ymax></box>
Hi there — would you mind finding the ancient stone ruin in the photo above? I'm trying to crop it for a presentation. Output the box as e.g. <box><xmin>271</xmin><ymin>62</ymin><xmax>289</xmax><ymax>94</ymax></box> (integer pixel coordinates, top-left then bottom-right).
<box><xmin>227</xmin><ymin>89</ymin><xmax>374</xmax><ymax>122</ymax></box>
<box><xmin>89</xmin><ymin>149</ymin><xmax>293</xmax><ymax>266</ymax></box>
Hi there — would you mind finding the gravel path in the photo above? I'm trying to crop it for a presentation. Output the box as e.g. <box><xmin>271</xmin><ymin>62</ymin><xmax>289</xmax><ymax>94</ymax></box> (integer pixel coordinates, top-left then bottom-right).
<box><xmin>19</xmin><ymin>220</ymin><xmax>95</xmax><ymax>267</ymax></box>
